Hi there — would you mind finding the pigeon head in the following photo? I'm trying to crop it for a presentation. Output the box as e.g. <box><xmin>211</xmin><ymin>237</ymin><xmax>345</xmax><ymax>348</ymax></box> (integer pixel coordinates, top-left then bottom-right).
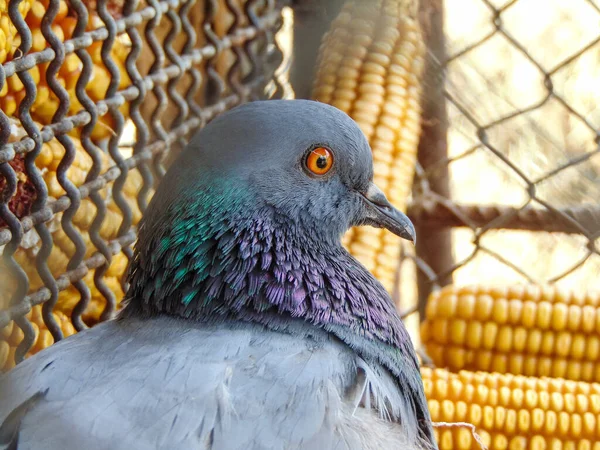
<box><xmin>122</xmin><ymin>100</ymin><xmax>415</xmax><ymax>348</ymax></box>
<box><xmin>144</xmin><ymin>99</ymin><xmax>415</xmax><ymax>245</ymax></box>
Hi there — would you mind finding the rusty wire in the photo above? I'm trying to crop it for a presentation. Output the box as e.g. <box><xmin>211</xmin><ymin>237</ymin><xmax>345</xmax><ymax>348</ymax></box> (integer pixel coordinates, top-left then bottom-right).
<box><xmin>0</xmin><ymin>0</ymin><xmax>286</xmax><ymax>368</ymax></box>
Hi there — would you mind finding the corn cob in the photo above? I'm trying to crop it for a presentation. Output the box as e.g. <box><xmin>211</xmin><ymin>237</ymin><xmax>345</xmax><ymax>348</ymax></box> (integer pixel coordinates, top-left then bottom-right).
<box><xmin>423</xmin><ymin>367</ymin><xmax>600</xmax><ymax>450</ymax></box>
<box><xmin>0</xmin><ymin>0</ymin><xmax>131</xmax><ymax>141</ymax></box>
<box><xmin>311</xmin><ymin>0</ymin><xmax>425</xmax><ymax>293</ymax></box>
<box><xmin>421</xmin><ymin>284</ymin><xmax>600</xmax><ymax>382</ymax></box>
<box><xmin>0</xmin><ymin>119</ymin><xmax>148</xmax><ymax>372</ymax></box>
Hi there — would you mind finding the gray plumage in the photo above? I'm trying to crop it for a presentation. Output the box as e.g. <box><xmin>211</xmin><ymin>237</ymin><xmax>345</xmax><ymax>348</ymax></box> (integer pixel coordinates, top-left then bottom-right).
<box><xmin>0</xmin><ymin>100</ymin><xmax>436</xmax><ymax>450</ymax></box>
<box><xmin>2</xmin><ymin>318</ymin><xmax>422</xmax><ymax>450</ymax></box>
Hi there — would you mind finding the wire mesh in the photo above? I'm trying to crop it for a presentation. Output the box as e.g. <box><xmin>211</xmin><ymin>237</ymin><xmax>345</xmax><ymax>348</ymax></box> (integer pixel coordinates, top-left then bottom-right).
<box><xmin>0</xmin><ymin>0</ymin><xmax>286</xmax><ymax>370</ymax></box>
<box><xmin>399</xmin><ymin>0</ymin><xmax>600</xmax><ymax>327</ymax></box>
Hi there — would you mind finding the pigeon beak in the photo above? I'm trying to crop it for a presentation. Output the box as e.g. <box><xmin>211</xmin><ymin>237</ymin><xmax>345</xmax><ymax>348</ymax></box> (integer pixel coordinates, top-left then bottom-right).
<box><xmin>359</xmin><ymin>183</ymin><xmax>416</xmax><ymax>244</ymax></box>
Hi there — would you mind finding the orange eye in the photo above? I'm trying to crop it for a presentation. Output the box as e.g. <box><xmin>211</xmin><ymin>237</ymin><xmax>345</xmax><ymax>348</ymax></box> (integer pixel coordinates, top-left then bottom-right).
<box><xmin>305</xmin><ymin>147</ymin><xmax>334</xmax><ymax>175</ymax></box>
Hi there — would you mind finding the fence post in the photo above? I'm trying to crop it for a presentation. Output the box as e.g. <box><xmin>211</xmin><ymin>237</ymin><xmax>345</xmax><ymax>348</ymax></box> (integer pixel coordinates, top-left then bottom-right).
<box><xmin>416</xmin><ymin>0</ymin><xmax>454</xmax><ymax>319</ymax></box>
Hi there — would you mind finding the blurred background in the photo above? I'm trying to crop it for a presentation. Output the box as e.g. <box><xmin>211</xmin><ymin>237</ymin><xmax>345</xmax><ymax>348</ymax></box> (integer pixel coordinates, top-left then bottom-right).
<box><xmin>399</xmin><ymin>0</ymin><xmax>600</xmax><ymax>344</ymax></box>
<box><xmin>431</xmin><ymin>0</ymin><xmax>600</xmax><ymax>291</ymax></box>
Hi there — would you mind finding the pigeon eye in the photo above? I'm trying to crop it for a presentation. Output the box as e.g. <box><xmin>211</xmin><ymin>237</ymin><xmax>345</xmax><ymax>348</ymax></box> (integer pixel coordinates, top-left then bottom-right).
<box><xmin>305</xmin><ymin>147</ymin><xmax>334</xmax><ymax>176</ymax></box>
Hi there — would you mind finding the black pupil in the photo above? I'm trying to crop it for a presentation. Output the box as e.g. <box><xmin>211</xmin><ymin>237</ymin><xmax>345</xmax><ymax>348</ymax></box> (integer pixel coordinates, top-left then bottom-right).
<box><xmin>316</xmin><ymin>155</ymin><xmax>328</xmax><ymax>169</ymax></box>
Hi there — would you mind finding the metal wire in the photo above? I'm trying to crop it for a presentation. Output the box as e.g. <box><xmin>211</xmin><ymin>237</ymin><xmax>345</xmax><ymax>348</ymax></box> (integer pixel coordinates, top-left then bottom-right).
<box><xmin>0</xmin><ymin>0</ymin><xmax>285</xmax><ymax>369</ymax></box>
<box><xmin>406</xmin><ymin>0</ymin><xmax>600</xmax><ymax>320</ymax></box>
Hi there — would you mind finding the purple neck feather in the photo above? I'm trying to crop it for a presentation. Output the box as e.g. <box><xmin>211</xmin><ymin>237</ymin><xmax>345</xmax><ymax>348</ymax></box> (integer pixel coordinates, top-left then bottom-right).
<box><xmin>122</xmin><ymin>193</ymin><xmax>410</xmax><ymax>349</ymax></box>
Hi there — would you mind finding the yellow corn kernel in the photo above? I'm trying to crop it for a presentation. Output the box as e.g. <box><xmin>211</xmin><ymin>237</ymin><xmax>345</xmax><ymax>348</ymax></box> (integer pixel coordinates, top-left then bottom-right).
<box><xmin>0</xmin><ymin>305</ymin><xmax>73</xmax><ymax>371</ymax></box>
<box><xmin>424</xmin><ymin>367</ymin><xmax>600</xmax><ymax>449</ymax></box>
<box><xmin>422</xmin><ymin>284</ymin><xmax>600</xmax><ymax>382</ymax></box>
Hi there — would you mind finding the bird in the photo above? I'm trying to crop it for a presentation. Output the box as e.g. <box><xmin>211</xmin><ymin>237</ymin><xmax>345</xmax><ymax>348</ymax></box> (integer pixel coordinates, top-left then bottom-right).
<box><xmin>0</xmin><ymin>100</ymin><xmax>437</xmax><ymax>450</ymax></box>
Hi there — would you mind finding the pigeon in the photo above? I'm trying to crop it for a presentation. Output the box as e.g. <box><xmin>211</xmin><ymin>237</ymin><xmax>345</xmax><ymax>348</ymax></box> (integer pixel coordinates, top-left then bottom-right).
<box><xmin>0</xmin><ymin>100</ymin><xmax>437</xmax><ymax>450</ymax></box>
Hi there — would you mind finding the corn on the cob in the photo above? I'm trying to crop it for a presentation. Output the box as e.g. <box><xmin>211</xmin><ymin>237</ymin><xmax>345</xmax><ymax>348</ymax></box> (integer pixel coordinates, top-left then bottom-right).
<box><xmin>423</xmin><ymin>367</ymin><xmax>600</xmax><ymax>450</ymax></box>
<box><xmin>421</xmin><ymin>284</ymin><xmax>600</xmax><ymax>382</ymax></box>
<box><xmin>0</xmin><ymin>119</ymin><xmax>148</xmax><ymax>372</ymax></box>
<box><xmin>311</xmin><ymin>0</ymin><xmax>425</xmax><ymax>293</ymax></box>
<box><xmin>0</xmin><ymin>0</ymin><xmax>131</xmax><ymax>141</ymax></box>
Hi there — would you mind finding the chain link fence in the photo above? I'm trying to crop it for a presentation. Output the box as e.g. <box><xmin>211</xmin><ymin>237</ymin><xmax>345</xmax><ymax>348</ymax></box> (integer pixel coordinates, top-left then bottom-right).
<box><xmin>0</xmin><ymin>0</ymin><xmax>287</xmax><ymax>370</ymax></box>
<box><xmin>394</xmin><ymin>0</ymin><xmax>600</xmax><ymax>339</ymax></box>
